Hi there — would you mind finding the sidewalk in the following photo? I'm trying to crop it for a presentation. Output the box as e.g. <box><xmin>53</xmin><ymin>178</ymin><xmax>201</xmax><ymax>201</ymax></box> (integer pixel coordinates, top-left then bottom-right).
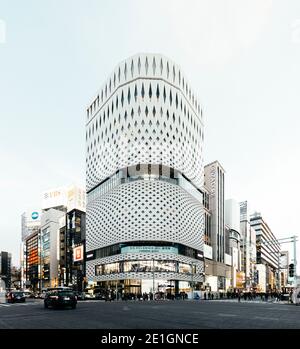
<box><xmin>203</xmin><ymin>299</ymin><xmax>291</xmax><ymax>305</ymax></box>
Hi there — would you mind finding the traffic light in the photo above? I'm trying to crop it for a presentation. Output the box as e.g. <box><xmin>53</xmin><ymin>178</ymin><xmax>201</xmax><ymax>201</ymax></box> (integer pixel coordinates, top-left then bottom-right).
<box><xmin>289</xmin><ymin>263</ymin><xmax>294</xmax><ymax>278</ymax></box>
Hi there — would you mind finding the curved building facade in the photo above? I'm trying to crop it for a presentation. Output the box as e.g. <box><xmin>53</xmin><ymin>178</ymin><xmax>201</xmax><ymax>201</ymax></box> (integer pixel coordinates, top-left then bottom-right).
<box><xmin>86</xmin><ymin>53</ymin><xmax>204</xmax><ymax>296</ymax></box>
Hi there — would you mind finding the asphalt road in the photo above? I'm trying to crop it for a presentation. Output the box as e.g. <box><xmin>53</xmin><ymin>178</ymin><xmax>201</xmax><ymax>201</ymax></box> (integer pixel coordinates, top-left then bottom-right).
<box><xmin>0</xmin><ymin>299</ymin><xmax>299</xmax><ymax>329</ymax></box>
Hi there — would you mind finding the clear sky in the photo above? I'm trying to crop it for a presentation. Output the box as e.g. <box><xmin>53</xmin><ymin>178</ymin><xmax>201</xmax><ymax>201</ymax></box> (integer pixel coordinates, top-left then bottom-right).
<box><xmin>0</xmin><ymin>0</ymin><xmax>299</xmax><ymax>267</ymax></box>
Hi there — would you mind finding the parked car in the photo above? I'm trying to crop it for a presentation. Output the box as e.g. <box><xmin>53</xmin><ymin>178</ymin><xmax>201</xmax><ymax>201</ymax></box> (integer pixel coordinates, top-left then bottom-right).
<box><xmin>44</xmin><ymin>290</ymin><xmax>77</xmax><ymax>309</ymax></box>
<box><xmin>75</xmin><ymin>292</ymin><xmax>86</xmax><ymax>300</ymax></box>
<box><xmin>84</xmin><ymin>292</ymin><xmax>96</xmax><ymax>300</ymax></box>
<box><xmin>23</xmin><ymin>291</ymin><xmax>34</xmax><ymax>298</ymax></box>
<box><xmin>95</xmin><ymin>293</ymin><xmax>107</xmax><ymax>301</ymax></box>
<box><xmin>7</xmin><ymin>291</ymin><xmax>26</xmax><ymax>303</ymax></box>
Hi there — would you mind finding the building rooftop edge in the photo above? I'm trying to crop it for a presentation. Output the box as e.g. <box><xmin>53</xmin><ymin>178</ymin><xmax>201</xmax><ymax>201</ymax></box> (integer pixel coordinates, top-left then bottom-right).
<box><xmin>204</xmin><ymin>160</ymin><xmax>226</xmax><ymax>173</ymax></box>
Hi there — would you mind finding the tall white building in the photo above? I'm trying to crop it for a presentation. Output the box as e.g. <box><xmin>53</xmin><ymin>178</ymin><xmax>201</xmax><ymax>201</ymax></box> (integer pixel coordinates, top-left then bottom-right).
<box><xmin>225</xmin><ymin>199</ymin><xmax>241</xmax><ymax>289</ymax></box>
<box><xmin>203</xmin><ymin>161</ymin><xmax>230</xmax><ymax>292</ymax></box>
<box><xmin>239</xmin><ymin>201</ymin><xmax>257</xmax><ymax>290</ymax></box>
<box><xmin>250</xmin><ymin>212</ymin><xmax>280</xmax><ymax>292</ymax></box>
<box><xmin>86</xmin><ymin>53</ymin><xmax>205</xmax><ymax>296</ymax></box>
<box><xmin>40</xmin><ymin>208</ymin><xmax>65</xmax><ymax>289</ymax></box>
<box><xmin>204</xmin><ymin>161</ymin><xmax>225</xmax><ymax>263</ymax></box>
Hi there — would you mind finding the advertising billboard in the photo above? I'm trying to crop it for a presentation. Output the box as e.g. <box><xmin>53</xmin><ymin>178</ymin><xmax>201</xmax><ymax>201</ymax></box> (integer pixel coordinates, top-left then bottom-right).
<box><xmin>236</xmin><ymin>271</ymin><xmax>245</xmax><ymax>289</ymax></box>
<box><xmin>42</xmin><ymin>187</ymin><xmax>67</xmax><ymax>210</ymax></box>
<box><xmin>21</xmin><ymin>210</ymin><xmax>41</xmax><ymax>241</ymax></box>
<box><xmin>73</xmin><ymin>245</ymin><xmax>84</xmax><ymax>262</ymax></box>
<box><xmin>42</xmin><ymin>185</ymin><xmax>86</xmax><ymax>212</ymax></box>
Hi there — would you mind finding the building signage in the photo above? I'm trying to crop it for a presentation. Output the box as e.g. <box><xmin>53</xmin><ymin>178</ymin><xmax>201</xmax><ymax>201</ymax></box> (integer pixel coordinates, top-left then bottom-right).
<box><xmin>236</xmin><ymin>271</ymin><xmax>245</xmax><ymax>289</ymax></box>
<box><xmin>73</xmin><ymin>245</ymin><xmax>84</xmax><ymax>262</ymax></box>
<box><xmin>42</xmin><ymin>187</ymin><xmax>67</xmax><ymax>210</ymax></box>
<box><xmin>121</xmin><ymin>246</ymin><xmax>178</xmax><ymax>254</ymax></box>
<box><xmin>21</xmin><ymin>210</ymin><xmax>41</xmax><ymax>241</ymax></box>
<box><xmin>42</xmin><ymin>185</ymin><xmax>86</xmax><ymax>212</ymax></box>
<box><xmin>31</xmin><ymin>211</ymin><xmax>39</xmax><ymax>220</ymax></box>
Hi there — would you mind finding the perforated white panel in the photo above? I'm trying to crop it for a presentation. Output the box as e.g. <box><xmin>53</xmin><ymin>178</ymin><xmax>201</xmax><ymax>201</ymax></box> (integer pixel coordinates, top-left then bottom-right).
<box><xmin>87</xmin><ymin>180</ymin><xmax>203</xmax><ymax>252</ymax></box>
<box><xmin>86</xmin><ymin>54</ymin><xmax>204</xmax><ymax>191</ymax></box>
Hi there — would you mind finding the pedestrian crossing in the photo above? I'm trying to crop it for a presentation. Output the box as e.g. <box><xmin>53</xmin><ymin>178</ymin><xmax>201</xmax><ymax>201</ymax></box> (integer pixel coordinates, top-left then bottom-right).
<box><xmin>0</xmin><ymin>302</ymin><xmax>41</xmax><ymax>308</ymax></box>
<box><xmin>205</xmin><ymin>299</ymin><xmax>285</xmax><ymax>304</ymax></box>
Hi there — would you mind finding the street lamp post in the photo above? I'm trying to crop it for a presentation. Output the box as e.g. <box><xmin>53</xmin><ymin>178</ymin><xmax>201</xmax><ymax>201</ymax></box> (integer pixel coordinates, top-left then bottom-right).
<box><xmin>261</xmin><ymin>236</ymin><xmax>299</xmax><ymax>291</ymax></box>
<box><xmin>293</xmin><ymin>235</ymin><xmax>297</xmax><ymax>288</ymax></box>
<box><xmin>116</xmin><ymin>279</ymin><xmax>118</xmax><ymax>301</ymax></box>
<box><xmin>152</xmin><ymin>258</ymin><xmax>155</xmax><ymax>295</ymax></box>
<box><xmin>191</xmin><ymin>263</ymin><xmax>194</xmax><ymax>300</ymax></box>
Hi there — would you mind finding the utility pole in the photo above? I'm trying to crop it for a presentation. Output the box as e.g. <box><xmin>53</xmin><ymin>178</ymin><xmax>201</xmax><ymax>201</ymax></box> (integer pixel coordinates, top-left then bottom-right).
<box><xmin>152</xmin><ymin>258</ymin><xmax>155</xmax><ymax>295</ymax></box>
<box><xmin>262</xmin><ymin>236</ymin><xmax>298</xmax><ymax>291</ymax></box>
<box><xmin>191</xmin><ymin>263</ymin><xmax>194</xmax><ymax>300</ymax></box>
<box><xmin>116</xmin><ymin>279</ymin><xmax>118</xmax><ymax>301</ymax></box>
<box><xmin>294</xmin><ymin>235</ymin><xmax>297</xmax><ymax>287</ymax></box>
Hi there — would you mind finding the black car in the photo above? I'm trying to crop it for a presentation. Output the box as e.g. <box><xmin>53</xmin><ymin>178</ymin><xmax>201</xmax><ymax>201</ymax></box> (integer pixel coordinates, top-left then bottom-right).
<box><xmin>75</xmin><ymin>292</ymin><xmax>86</xmax><ymax>300</ymax></box>
<box><xmin>7</xmin><ymin>291</ymin><xmax>26</xmax><ymax>303</ymax></box>
<box><xmin>94</xmin><ymin>292</ymin><xmax>107</xmax><ymax>301</ymax></box>
<box><xmin>44</xmin><ymin>290</ymin><xmax>77</xmax><ymax>309</ymax></box>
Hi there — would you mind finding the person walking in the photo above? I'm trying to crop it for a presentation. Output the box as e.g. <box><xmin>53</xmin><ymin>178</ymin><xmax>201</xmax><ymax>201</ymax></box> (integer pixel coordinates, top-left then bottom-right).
<box><xmin>238</xmin><ymin>290</ymin><xmax>241</xmax><ymax>303</ymax></box>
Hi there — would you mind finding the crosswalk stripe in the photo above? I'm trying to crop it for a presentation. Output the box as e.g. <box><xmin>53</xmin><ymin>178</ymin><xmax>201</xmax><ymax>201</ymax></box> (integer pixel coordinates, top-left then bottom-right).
<box><xmin>0</xmin><ymin>302</ymin><xmax>40</xmax><ymax>307</ymax></box>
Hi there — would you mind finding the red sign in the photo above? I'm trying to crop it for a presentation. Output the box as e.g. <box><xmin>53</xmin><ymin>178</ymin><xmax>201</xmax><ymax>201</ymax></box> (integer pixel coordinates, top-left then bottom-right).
<box><xmin>73</xmin><ymin>245</ymin><xmax>83</xmax><ymax>262</ymax></box>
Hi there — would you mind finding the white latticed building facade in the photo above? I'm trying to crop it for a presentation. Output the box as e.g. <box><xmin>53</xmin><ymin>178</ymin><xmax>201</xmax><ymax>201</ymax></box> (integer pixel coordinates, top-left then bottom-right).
<box><xmin>86</xmin><ymin>53</ymin><xmax>205</xmax><ymax>296</ymax></box>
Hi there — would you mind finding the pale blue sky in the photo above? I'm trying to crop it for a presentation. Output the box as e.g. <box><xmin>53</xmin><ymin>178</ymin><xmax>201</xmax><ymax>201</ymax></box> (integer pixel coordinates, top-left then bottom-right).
<box><xmin>0</xmin><ymin>0</ymin><xmax>300</xmax><ymax>266</ymax></box>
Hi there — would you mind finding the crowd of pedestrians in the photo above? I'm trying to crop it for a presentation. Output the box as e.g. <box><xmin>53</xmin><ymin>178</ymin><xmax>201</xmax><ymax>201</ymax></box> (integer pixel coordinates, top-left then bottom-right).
<box><xmin>99</xmin><ymin>289</ymin><xmax>293</xmax><ymax>303</ymax></box>
<box><xmin>121</xmin><ymin>291</ymin><xmax>188</xmax><ymax>301</ymax></box>
<box><xmin>203</xmin><ymin>290</ymin><xmax>291</xmax><ymax>302</ymax></box>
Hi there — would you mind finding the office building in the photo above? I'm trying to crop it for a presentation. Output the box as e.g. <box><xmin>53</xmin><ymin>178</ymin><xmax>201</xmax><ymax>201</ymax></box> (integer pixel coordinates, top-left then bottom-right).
<box><xmin>280</xmin><ymin>250</ymin><xmax>289</xmax><ymax>290</ymax></box>
<box><xmin>0</xmin><ymin>251</ymin><xmax>12</xmax><ymax>289</ymax></box>
<box><xmin>86</xmin><ymin>53</ymin><xmax>205</xmax><ymax>296</ymax></box>
<box><xmin>239</xmin><ymin>201</ymin><xmax>257</xmax><ymax>290</ymax></box>
<box><xmin>58</xmin><ymin>208</ymin><xmax>86</xmax><ymax>291</ymax></box>
<box><xmin>250</xmin><ymin>212</ymin><xmax>280</xmax><ymax>292</ymax></box>
<box><xmin>40</xmin><ymin>208</ymin><xmax>66</xmax><ymax>289</ymax></box>
<box><xmin>203</xmin><ymin>161</ymin><xmax>230</xmax><ymax>292</ymax></box>
<box><xmin>225</xmin><ymin>199</ymin><xmax>241</xmax><ymax>289</ymax></box>
<box><xmin>21</xmin><ymin>210</ymin><xmax>41</xmax><ymax>290</ymax></box>
<box><xmin>21</xmin><ymin>186</ymin><xmax>86</xmax><ymax>291</ymax></box>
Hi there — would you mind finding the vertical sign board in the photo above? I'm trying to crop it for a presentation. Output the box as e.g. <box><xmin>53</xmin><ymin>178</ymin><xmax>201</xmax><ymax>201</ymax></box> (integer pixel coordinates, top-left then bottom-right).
<box><xmin>73</xmin><ymin>245</ymin><xmax>84</xmax><ymax>262</ymax></box>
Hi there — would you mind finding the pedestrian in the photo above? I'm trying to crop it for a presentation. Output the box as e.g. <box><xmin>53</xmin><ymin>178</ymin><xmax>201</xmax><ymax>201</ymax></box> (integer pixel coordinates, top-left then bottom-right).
<box><xmin>238</xmin><ymin>291</ymin><xmax>241</xmax><ymax>303</ymax></box>
<box><xmin>204</xmin><ymin>292</ymin><xmax>206</xmax><ymax>300</ymax></box>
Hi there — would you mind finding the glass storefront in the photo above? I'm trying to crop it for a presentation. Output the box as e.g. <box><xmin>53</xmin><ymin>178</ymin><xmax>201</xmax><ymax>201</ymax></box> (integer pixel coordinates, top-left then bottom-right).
<box><xmin>95</xmin><ymin>279</ymin><xmax>197</xmax><ymax>297</ymax></box>
<box><xmin>95</xmin><ymin>260</ymin><xmax>193</xmax><ymax>276</ymax></box>
<box><xmin>87</xmin><ymin>164</ymin><xmax>203</xmax><ymax>204</ymax></box>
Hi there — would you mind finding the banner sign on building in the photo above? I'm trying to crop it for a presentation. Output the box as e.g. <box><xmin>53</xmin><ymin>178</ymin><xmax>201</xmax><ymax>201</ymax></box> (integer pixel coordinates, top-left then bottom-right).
<box><xmin>236</xmin><ymin>271</ymin><xmax>245</xmax><ymax>289</ymax></box>
<box><xmin>42</xmin><ymin>185</ymin><xmax>86</xmax><ymax>212</ymax></box>
<box><xmin>21</xmin><ymin>210</ymin><xmax>41</xmax><ymax>241</ymax></box>
<box><xmin>73</xmin><ymin>245</ymin><xmax>84</xmax><ymax>262</ymax></box>
<box><xmin>121</xmin><ymin>246</ymin><xmax>178</xmax><ymax>254</ymax></box>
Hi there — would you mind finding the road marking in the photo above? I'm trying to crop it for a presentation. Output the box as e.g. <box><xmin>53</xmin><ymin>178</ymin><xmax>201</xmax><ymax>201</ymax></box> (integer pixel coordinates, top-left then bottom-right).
<box><xmin>254</xmin><ymin>316</ymin><xmax>280</xmax><ymax>321</ymax></box>
<box><xmin>122</xmin><ymin>306</ymin><xmax>130</xmax><ymax>311</ymax></box>
<box><xmin>217</xmin><ymin>313</ymin><xmax>237</xmax><ymax>317</ymax></box>
<box><xmin>0</xmin><ymin>302</ymin><xmax>41</xmax><ymax>307</ymax></box>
